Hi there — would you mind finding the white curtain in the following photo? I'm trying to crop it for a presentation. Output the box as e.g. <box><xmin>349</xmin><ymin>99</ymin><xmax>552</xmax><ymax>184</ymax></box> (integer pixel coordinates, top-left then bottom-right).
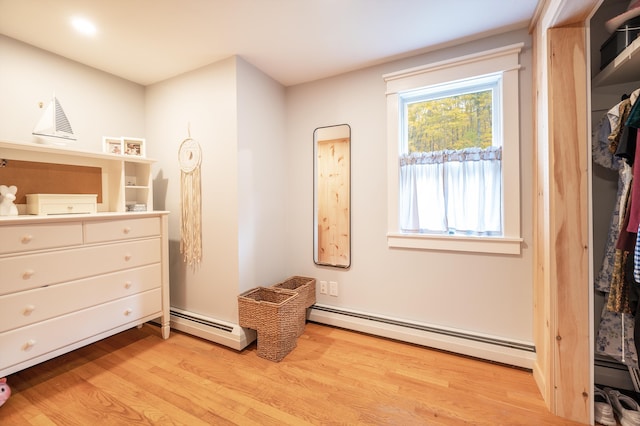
<box><xmin>399</xmin><ymin>146</ymin><xmax>502</xmax><ymax>235</ymax></box>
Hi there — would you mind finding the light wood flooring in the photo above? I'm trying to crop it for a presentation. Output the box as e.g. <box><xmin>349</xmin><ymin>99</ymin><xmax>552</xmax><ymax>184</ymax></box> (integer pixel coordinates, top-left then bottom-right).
<box><xmin>1</xmin><ymin>322</ymin><xmax>582</xmax><ymax>425</ymax></box>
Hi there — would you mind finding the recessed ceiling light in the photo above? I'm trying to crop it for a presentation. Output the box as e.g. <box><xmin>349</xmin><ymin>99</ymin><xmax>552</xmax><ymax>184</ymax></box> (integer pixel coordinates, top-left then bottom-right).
<box><xmin>71</xmin><ymin>16</ymin><xmax>97</xmax><ymax>36</ymax></box>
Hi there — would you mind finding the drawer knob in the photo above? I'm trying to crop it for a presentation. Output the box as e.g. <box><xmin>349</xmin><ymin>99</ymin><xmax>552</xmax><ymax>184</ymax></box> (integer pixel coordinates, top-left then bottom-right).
<box><xmin>23</xmin><ymin>305</ymin><xmax>35</xmax><ymax>315</ymax></box>
<box><xmin>21</xmin><ymin>234</ymin><xmax>33</xmax><ymax>244</ymax></box>
<box><xmin>124</xmin><ymin>254</ymin><xmax>132</xmax><ymax>261</ymax></box>
<box><xmin>124</xmin><ymin>281</ymin><xmax>132</xmax><ymax>289</ymax></box>
<box><xmin>23</xmin><ymin>339</ymin><xmax>36</xmax><ymax>350</ymax></box>
<box><xmin>123</xmin><ymin>227</ymin><xmax>132</xmax><ymax>234</ymax></box>
<box><xmin>124</xmin><ymin>308</ymin><xmax>133</xmax><ymax>316</ymax></box>
<box><xmin>22</xmin><ymin>269</ymin><xmax>35</xmax><ymax>279</ymax></box>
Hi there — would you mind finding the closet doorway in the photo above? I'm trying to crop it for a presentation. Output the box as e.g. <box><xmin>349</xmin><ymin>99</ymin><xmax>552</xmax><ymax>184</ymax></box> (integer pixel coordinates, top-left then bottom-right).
<box><xmin>591</xmin><ymin>0</ymin><xmax>640</xmax><ymax>392</ymax></box>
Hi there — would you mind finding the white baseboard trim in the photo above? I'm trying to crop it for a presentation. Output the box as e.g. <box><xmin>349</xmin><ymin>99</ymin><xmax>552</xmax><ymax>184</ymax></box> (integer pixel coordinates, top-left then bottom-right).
<box><xmin>169</xmin><ymin>307</ymin><xmax>256</xmax><ymax>351</ymax></box>
<box><xmin>309</xmin><ymin>304</ymin><xmax>536</xmax><ymax>369</ymax></box>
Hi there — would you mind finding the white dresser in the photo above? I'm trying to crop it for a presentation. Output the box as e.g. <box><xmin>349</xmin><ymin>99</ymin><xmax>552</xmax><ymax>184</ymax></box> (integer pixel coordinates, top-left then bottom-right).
<box><xmin>0</xmin><ymin>212</ymin><xmax>170</xmax><ymax>377</ymax></box>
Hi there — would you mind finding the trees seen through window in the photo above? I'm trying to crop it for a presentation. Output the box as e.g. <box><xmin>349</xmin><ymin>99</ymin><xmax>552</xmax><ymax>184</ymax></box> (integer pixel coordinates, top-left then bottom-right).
<box><xmin>407</xmin><ymin>90</ymin><xmax>493</xmax><ymax>153</ymax></box>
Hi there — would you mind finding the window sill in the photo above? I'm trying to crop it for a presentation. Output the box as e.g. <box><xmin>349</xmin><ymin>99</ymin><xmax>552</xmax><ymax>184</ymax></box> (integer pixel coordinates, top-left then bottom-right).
<box><xmin>387</xmin><ymin>232</ymin><xmax>523</xmax><ymax>255</ymax></box>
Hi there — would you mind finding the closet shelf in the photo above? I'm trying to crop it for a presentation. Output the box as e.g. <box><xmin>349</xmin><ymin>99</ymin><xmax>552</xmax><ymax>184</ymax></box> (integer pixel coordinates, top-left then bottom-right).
<box><xmin>593</xmin><ymin>35</ymin><xmax>640</xmax><ymax>87</ymax></box>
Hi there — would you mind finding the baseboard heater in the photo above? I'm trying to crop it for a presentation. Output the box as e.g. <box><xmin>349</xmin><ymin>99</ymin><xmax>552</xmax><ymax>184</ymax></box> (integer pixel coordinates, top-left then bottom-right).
<box><xmin>309</xmin><ymin>304</ymin><xmax>536</xmax><ymax>369</ymax></box>
<box><xmin>594</xmin><ymin>356</ymin><xmax>636</xmax><ymax>391</ymax></box>
<box><xmin>163</xmin><ymin>305</ymin><xmax>535</xmax><ymax>368</ymax></box>
<box><xmin>168</xmin><ymin>307</ymin><xmax>256</xmax><ymax>351</ymax></box>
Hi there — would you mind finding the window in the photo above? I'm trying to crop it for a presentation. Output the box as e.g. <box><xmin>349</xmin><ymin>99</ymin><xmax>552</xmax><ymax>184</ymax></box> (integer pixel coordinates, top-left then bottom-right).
<box><xmin>384</xmin><ymin>43</ymin><xmax>523</xmax><ymax>254</ymax></box>
<box><xmin>400</xmin><ymin>75</ymin><xmax>502</xmax><ymax>235</ymax></box>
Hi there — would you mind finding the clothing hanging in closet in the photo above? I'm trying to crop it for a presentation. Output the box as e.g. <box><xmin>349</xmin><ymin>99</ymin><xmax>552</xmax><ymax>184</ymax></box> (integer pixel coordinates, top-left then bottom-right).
<box><xmin>595</xmin><ymin>89</ymin><xmax>640</xmax><ymax>368</ymax></box>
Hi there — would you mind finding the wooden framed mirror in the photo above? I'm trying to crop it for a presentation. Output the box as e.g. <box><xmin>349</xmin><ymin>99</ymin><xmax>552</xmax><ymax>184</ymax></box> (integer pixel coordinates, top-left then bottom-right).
<box><xmin>313</xmin><ymin>124</ymin><xmax>351</xmax><ymax>268</ymax></box>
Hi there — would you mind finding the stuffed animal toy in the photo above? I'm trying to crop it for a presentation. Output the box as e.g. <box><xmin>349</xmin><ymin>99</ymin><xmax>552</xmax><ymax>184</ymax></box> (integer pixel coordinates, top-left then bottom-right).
<box><xmin>0</xmin><ymin>185</ymin><xmax>18</xmax><ymax>216</ymax></box>
<box><xmin>0</xmin><ymin>377</ymin><xmax>11</xmax><ymax>407</ymax></box>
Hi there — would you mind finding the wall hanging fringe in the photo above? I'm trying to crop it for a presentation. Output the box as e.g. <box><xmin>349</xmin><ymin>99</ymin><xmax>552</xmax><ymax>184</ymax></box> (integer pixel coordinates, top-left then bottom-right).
<box><xmin>178</xmin><ymin>128</ymin><xmax>203</xmax><ymax>269</ymax></box>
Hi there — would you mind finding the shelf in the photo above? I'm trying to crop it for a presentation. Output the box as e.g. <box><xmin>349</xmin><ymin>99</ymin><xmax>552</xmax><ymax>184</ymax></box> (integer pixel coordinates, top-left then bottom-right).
<box><xmin>0</xmin><ymin>139</ymin><xmax>155</xmax><ymax>213</ymax></box>
<box><xmin>593</xmin><ymin>35</ymin><xmax>640</xmax><ymax>87</ymax></box>
<box><xmin>0</xmin><ymin>139</ymin><xmax>156</xmax><ymax>164</ymax></box>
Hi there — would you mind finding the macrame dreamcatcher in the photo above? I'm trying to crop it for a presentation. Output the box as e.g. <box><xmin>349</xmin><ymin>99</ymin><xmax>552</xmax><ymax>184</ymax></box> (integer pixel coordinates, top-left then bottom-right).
<box><xmin>178</xmin><ymin>132</ymin><xmax>203</xmax><ymax>269</ymax></box>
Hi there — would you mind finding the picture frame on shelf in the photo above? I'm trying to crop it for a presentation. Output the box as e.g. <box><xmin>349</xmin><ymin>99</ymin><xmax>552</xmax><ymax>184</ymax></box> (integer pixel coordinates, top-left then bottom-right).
<box><xmin>123</xmin><ymin>137</ymin><xmax>145</xmax><ymax>157</ymax></box>
<box><xmin>103</xmin><ymin>137</ymin><xmax>123</xmax><ymax>155</ymax></box>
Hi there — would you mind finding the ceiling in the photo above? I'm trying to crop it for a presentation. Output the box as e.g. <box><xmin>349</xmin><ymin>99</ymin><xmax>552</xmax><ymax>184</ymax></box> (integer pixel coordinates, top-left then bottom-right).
<box><xmin>0</xmin><ymin>0</ymin><xmax>539</xmax><ymax>87</ymax></box>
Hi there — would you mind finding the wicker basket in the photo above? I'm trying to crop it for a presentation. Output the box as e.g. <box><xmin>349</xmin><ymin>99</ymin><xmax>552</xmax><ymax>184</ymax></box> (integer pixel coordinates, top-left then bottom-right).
<box><xmin>237</xmin><ymin>286</ymin><xmax>300</xmax><ymax>362</ymax></box>
<box><xmin>272</xmin><ymin>276</ymin><xmax>316</xmax><ymax>307</ymax></box>
<box><xmin>271</xmin><ymin>276</ymin><xmax>316</xmax><ymax>337</ymax></box>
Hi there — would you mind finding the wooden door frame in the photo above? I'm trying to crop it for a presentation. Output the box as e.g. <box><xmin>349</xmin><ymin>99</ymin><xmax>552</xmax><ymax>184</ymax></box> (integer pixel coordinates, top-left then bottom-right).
<box><xmin>530</xmin><ymin>0</ymin><xmax>600</xmax><ymax>423</ymax></box>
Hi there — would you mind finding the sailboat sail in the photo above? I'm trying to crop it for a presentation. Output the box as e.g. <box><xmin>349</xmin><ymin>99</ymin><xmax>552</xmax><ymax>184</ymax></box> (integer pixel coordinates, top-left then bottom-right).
<box><xmin>33</xmin><ymin>96</ymin><xmax>76</xmax><ymax>140</ymax></box>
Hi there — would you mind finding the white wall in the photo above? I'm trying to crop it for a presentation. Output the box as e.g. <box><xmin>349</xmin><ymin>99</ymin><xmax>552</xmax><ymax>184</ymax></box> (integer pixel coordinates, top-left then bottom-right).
<box><xmin>236</xmin><ymin>58</ymin><xmax>288</xmax><ymax>293</ymax></box>
<box><xmin>285</xmin><ymin>28</ymin><xmax>534</xmax><ymax>346</ymax></box>
<box><xmin>144</xmin><ymin>57</ymin><xmax>241</xmax><ymax>323</ymax></box>
<box><xmin>145</xmin><ymin>56</ymin><xmax>288</xmax><ymax>324</ymax></box>
<box><xmin>0</xmin><ymin>35</ymin><xmax>144</xmax><ymax>148</ymax></box>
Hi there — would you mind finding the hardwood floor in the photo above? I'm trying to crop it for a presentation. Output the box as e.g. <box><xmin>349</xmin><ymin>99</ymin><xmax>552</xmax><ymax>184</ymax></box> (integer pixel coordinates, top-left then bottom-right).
<box><xmin>1</xmin><ymin>322</ymin><xmax>581</xmax><ymax>425</ymax></box>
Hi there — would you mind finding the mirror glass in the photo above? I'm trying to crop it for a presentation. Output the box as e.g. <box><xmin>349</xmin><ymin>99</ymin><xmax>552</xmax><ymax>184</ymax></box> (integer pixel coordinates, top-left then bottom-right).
<box><xmin>314</xmin><ymin>124</ymin><xmax>351</xmax><ymax>268</ymax></box>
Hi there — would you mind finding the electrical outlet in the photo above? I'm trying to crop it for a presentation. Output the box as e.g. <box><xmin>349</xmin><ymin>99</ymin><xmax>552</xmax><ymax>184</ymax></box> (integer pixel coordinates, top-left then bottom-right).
<box><xmin>329</xmin><ymin>281</ymin><xmax>338</xmax><ymax>297</ymax></box>
<box><xmin>319</xmin><ymin>280</ymin><xmax>328</xmax><ymax>295</ymax></box>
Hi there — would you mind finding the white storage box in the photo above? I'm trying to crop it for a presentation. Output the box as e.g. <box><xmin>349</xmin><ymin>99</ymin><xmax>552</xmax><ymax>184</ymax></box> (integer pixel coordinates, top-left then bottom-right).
<box><xmin>26</xmin><ymin>194</ymin><xmax>98</xmax><ymax>215</ymax></box>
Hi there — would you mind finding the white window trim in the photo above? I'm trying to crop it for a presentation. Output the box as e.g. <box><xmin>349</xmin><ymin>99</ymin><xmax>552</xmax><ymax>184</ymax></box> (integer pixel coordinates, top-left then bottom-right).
<box><xmin>384</xmin><ymin>43</ymin><xmax>524</xmax><ymax>255</ymax></box>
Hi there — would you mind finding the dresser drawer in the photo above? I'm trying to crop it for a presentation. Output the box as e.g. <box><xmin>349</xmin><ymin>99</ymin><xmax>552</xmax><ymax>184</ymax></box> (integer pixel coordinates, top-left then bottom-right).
<box><xmin>0</xmin><ymin>264</ymin><xmax>161</xmax><ymax>333</ymax></box>
<box><xmin>0</xmin><ymin>222</ymin><xmax>83</xmax><ymax>255</ymax></box>
<box><xmin>0</xmin><ymin>238</ymin><xmax>161</xmax><ymax>296</ymax></box>
<box><xmin>84</xmin><ymin>217</ymin><xmax>160</xmax><ymax>244</ymax></box>
<box><xmin>0</xmin><ymin>288</ymin><xmax>162</xmax><ymax>372</ymax></box>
